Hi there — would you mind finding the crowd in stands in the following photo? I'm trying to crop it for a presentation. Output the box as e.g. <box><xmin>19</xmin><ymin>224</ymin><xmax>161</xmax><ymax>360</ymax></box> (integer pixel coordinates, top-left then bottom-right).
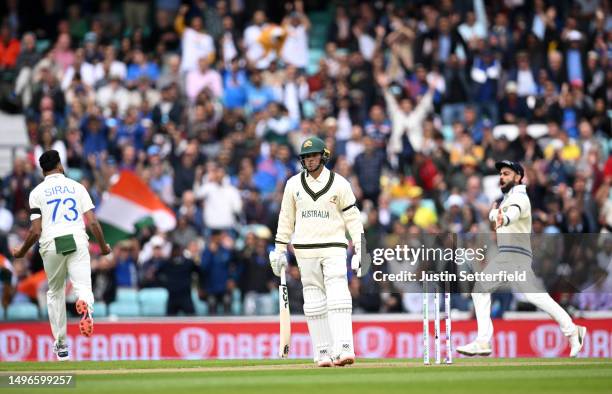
<box><xmin>0</xmin><ymin>0</ymin><xmax>611</xmax><ymax>318</ymax></box>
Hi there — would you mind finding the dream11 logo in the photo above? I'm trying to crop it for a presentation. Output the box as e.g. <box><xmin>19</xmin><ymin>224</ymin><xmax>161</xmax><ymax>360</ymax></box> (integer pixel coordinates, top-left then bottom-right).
<box><xmin>0</xmin><ymin>329</ymin><xmax>32</xmax><ymax>361</ymax></box>
<box><xmin>354</xmin><ymin>326</ymin><xmax>393</xmax><ymax>357</ymax></box>
<box><xmin>529</xmin><ymin>324</ymin><xmax>567</xmax><ymax>357</ymax></box>
<box><xmin>173</xmin><ymin>327</ymin><xmax>214</xmax><ymax>359</ymax></box>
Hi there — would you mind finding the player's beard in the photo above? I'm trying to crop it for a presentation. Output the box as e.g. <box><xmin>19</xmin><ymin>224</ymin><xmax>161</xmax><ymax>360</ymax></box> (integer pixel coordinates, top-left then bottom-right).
<box><xmin>500</xmin><ymin>179</ymin><xmax>515</xmax><ymax>194</ymax></box>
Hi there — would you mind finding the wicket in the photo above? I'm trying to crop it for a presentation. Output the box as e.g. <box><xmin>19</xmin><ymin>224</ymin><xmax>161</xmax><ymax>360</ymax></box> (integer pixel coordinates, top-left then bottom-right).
<box><xmin>422</xmin><ymin>275</ymin><xmax>452</xmax><ymax>365</ymax></box>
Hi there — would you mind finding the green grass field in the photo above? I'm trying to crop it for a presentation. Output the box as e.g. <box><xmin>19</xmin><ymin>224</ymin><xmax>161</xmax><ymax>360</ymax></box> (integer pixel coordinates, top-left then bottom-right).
<box><xmin>0</xmin><ymin>358</ymin><xmax>610</xmax><ymax>394</ymax></box>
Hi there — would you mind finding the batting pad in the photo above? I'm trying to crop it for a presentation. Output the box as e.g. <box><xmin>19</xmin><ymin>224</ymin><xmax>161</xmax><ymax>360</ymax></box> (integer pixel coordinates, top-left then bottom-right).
<box><xmin>326</xmin><ymin>276</ymin><xmax>354</xmax><ymax>357</ymax></box>
<box><xmin>303</xmin><ymin>285</ymin><xmax>333</xmax><ymax>362</ymax></box>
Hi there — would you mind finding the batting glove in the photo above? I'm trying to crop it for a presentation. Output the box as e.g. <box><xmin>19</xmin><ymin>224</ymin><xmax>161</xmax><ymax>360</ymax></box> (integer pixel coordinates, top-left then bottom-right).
<box><xmin>269</xmin><ymin>249</ymin><xmax>288</xmax><ymax>277</ymax></box>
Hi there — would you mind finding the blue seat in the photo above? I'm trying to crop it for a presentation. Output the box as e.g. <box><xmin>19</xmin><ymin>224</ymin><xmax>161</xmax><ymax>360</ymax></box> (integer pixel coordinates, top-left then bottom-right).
<box><xmin>94</xmin><ymin>302</ymin><xmax>108</xmax><ymax>317</ymax></box>
<box><xmin>231</xmin><ymin>288</ymin><xmax>242</xmax><ymax>316</ymax></box>
<box><xmin>138</xmin><ymin>288</ymin><xmax>169</xmax><ymax>316</ymax></box>
<box><xmin>116</xmin><ymin>288</ymin><xmax>138</xmax><ymax>303</ymax></box>
<box><xmin>108</xmin><ymin>301</ymin><xmax>140</xmax><ymax>317</ymax></box>
<box><xmin>6</xmin><ymin>303</ymin><xmax>39</xmax><ymax>320</ymax></box>
<box><xmin>192</xmin><ymin>289</ymin><xmax>208</xmax><ymax>316</ymax></box>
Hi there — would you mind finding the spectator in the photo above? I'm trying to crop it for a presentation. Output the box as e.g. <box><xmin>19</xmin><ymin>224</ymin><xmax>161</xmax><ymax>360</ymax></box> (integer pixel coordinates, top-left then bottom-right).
<box><xmin>186</xmin><ymin>57</ymin><xmax>223</xmax><ymax>102</ymax></box>
<box><xmin>152</xmin><ymin>82</ymin><xmax>184</xmax><ymax>128</ymax></box>
<box><xmin>378</xmin><ymin>73</ymin><xmax>435</xmax><ymax>168</ymax></box>
<box><xmin>139</xmin><ymin>237</ymin><xmax>168</xmax><ymax>288</ymax></box>
<box><xmin>199</xmin><ymin>230</ymin><xmax>234</xmax><ymax>314</ymax></box>
<box><xmin>14</xmin><ymin>32</ymin><xmax>41</xmax><ymax>108</ymax></box>
<box><xmin>126</xmin><ymin>49</ymin><xmax>160</xmax><ymax>86</ymax></box>
<box><xmin>177</xmin><ymin>9</ymin><xmax>215</xmax><ymax>73</ymax></box>
<box><xmin>123</xmin><ymin>0</ymin><xmax>149</xmax><ymax>31</ymax></box>
<box><xmin>51</xmin><ymin>33</ymin><xmax>75</xmax><ymax>72</ymax></box>
<box><xmin>458</xmin><ymin>0</ymin><xmax>488</xmax><ymax>45</ymax></box>
<box><xmin>0</xmin><ymin>24</ymin><xmax>20</xmax><ymax>70</ymax></box>
<box><xmin>150</xmin><ymin>10</ymin><xmax>180</xmax><ymax>52</ymax></box>
<box><xmin>170</xmin><ymin>215</ymin><xmax>198</xmax><ymax>249</ymax></box>
<box><xmin>354</xmin><ymin>136</ymin><xmax>385</xmax><ymax>205</ymax></box>
<box><xmin>3</xmin><ymin>157</ymin><xmax>36</xmax><ymax>214</ymax></box>
<box><xmin>61</xmin><ymin>48</ymin><xmax>96</xmax><ymax>90</ymax></box>
<box><xmin>222</xmin><ymin>57</ymin><xmax>248</xmax><ymax>110</ymax></box>
<box><xmin>159</xmin><ymin>243</ymin><xmax>199</xmax><ymax>315</ymax></box>
<box><xmin>195</xmin><ymin>164</ymin><xmax>242</xmax><ymax>232</ymax></box>
<box><xmin>33</xmin><ymin>129</ymin><xmax>67</xmax><ymax>172</ymax></box>
<box><xmin>239</xmin><ymin>232</ymin><xmax>275</xmax><ymax>315</ymax></box>
<box><xmin>81</xmin><ymin>115</ymin><xmax>108</xmax><ymax>157</ymax></box>
<box><xmin>116</xmin><ymin>107</ymin><xmax>146</xmax><ymax>151</ymax></box>
<box><xmin>96</xmin><ymin>75</ymin><xmax>130</xmax><ymax>116</ymax></box>
<box><xmin>281</xmin><ymin>1</ymin><xmax>310</xmax><ymax>70</ymax></box>
<box><xmin>442</xmin><ymin>54</ymin><xmax>470</xmax><ymax>125</ymax></box>
<box><xmin>470</xmin><ymin>48</ymin><xmax>500</xmax><ymax>123</ymax></box>
<box><xmin>510</xmin><ymin>52</ymin><xmax>538</xmax><ymax>98</ymax></box>
<box><xmin>112</xmin><ymin>240</ymin><xmax>140</xmax><ymax>290</ymax></box>
<box><xmin>219</xmin><ymin>15</ymin><xmax>240</xmax><ymax>65</ymax></box>
<box><xmin>4</xmin><ymin>0</ymin><xmax>611</xmax><ymax>318</ymax></box>
<box><xmin>246</xmin><ymin>69</ymin><xmax>276</xmax><ymax>114</ymax></box>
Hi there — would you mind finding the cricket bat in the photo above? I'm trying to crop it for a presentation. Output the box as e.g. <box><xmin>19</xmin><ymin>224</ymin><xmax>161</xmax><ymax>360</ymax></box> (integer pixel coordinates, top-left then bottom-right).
<box><xmin>278</xmin><ymin>266</ymin><xmax>291</xmax><ymax>358</ymax></box>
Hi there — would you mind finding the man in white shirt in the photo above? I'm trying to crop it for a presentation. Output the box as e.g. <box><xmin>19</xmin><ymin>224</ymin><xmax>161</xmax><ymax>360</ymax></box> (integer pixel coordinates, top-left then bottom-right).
<box><xmin>281</xmin><ymin>11</ymin><xmax>310</xmax><ymax>69</ymax></box>
<box><xmin>96</xmin><ymin>74</ymin><xmax>130</xmax><ymax>116</ymax></box>
<box><xmin>195</xmin><ymin>164</ymin><xmax>242</xmax><ymax>232</ymax></box>
<box><xmin>180</xmin><ymin>15</ymin><xmax>215</xmax><ymax>73</ymax></box>
<box><xmin>269</xmin><ymin>137</ymin><xmax>365</xmax><ymax>367</ymax></box>
<box><xmin>12</xmin><ymin>150</ymin><xmax>111</xmax><ymax>361</ymax></box>
<box><xmin>244</xmin><ymin>10</ymin><xmax>275</xmax><ymax>69</ymax></box>
<box><xmin>61</xmin><ymin>49</ymin><xmax>96</xmax><ymax>91</ymax></box>
<box><xmin>457</xmin><ymin>160</ymin><xmax>587</xmax><ymax>358</ymax></box>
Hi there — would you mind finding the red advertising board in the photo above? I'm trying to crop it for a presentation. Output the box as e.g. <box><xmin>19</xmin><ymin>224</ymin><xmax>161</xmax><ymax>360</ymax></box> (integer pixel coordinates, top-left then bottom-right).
<box><xmin>1</xmin><ymin>318</ymin><xmax>609</xmax><ymax>362</ymax></box>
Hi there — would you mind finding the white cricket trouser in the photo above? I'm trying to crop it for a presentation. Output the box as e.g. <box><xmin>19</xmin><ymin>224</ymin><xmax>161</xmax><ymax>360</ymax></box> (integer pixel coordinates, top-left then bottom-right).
<box><xmin>472</xmin><ymin>292</ymin><xmax>576</xmax><ymax>343</ymax></box>
<box><xmin>41</xmin><ymin>245</ymin><xmax>94</xmax><ymax>343</ymax></box>
<box><xmin>297</xmin><ymin>254</ymin><xmax>354</xmax><ymax>360</ymax></box>
<box><xmin>472</xmin><ymin>252</ymin><xmax>576</xmax><ymax>343</ymax></box>
<box><xmin>471</xmin><ymin>250</ymin><xmax>576</xmax><ymax>343</ymax></box>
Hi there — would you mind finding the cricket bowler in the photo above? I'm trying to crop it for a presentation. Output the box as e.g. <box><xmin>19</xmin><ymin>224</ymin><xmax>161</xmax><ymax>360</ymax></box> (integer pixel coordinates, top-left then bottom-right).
<box><xmin>456</xmin><ymin>160</ymin><xmax>587</xmax><ymax>357</ymax></box>
<box><xmin>12</xmin><ymin>150</ymin><xmax>111</xmax><ymax>361</ymax></box>
<box><xmin>270</xmin><ymin>136</ymin><xmax>364</xmax><ymax>367</ymax></box>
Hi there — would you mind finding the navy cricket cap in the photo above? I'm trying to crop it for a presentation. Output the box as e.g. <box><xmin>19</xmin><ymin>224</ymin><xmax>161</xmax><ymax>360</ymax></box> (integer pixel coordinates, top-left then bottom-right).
<box><xmin>495</xmin><ymin>160</ymin><xmax>524</xmax><ymax>179</ymax></box>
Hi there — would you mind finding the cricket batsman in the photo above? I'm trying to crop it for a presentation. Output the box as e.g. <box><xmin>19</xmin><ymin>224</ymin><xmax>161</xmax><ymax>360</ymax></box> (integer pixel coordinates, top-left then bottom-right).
<box><xmin>12</xmin><ymin>150</ymin><xmax>111</xmax><ymax>361</ymax></box>
<box><xmin>269</xmin><ymin>137</ymin><xmax>364</xmax><ymax>367</ymax></box>
<box><xmin>457</xmin><ymin>160</ymin><xmax>587</xmax><ymax>357</ymax></box>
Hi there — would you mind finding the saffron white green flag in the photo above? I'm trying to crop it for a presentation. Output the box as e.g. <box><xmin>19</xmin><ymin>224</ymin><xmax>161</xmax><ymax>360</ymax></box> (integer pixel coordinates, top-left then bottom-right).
<box><xmin>96</xmin><ymin>171</ymin><xmax>176</xmax><ymax>245</ymax></box>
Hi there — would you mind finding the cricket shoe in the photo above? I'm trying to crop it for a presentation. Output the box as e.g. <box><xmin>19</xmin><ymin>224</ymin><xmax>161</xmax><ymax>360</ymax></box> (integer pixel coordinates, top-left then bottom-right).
<box><xmin>76</xmin><ymin>299</ymin><xmax>94</xmax><ymax>337</ymax></box>
<box><xmin>456</xmin><ymin>341</ymin><xmax>492</xmax><ymax>357</ymax></box>
<box><xmin>333</xmin><ymin>343</ymin><xmax>355</xmax><ymax>366</ymax></box>
<box><xmin>569</xmin><ymin>326</ymin><xmax>587</xmax><ymax>357</ymax></box>
<box><xmin>53</xmin><ymin>341</ymin><xmax>69</xmax><ymax>361</ymax></box>
<box><xmin>333</xmin><ymin>353</ymin><xmax>355</xmax><ymax>367</ymax></box>
<box><xmin>316</xmin><ymin>348</ymin><xmax>334</xmax><ymax>367</ymax></box>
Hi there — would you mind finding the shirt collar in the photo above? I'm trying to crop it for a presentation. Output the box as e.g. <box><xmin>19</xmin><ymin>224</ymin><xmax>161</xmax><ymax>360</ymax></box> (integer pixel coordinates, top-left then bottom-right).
<box><xmin>45</xmin><ymin>173</ymin><xmax>65</xmax><ymax>180</ymax></box>
<box><xmin>306</xmin><ymin>166</ymin><xmax>330</xmax><ymax>185</ymax></box>
<box><xmin>507</xmin><ymin>184</ymin><xmax>527</xmax><ymax>195</ymax></box>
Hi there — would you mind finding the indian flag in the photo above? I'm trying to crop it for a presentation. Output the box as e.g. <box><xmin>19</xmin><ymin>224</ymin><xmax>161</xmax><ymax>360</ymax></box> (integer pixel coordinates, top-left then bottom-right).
<box><xmin>97</xmin><ymin>171</ymin><xmax>176</xmax><ymax>245</ymax></box>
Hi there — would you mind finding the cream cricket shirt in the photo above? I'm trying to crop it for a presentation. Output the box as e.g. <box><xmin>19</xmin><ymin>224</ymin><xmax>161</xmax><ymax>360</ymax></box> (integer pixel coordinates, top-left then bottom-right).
<box><xmin>275</xmin><ymin>167</ymin><xmax>364</xmax><ymax>259</ymax></box>
<box><xmin>29</xmin><ymin>173</ymin><xmax>94</xmax><ymax>253</ymax></box>
<box><xmin>488</xmin><ymin>184</ymin><xmax>532</xmax><ymax>257</ymax></box>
